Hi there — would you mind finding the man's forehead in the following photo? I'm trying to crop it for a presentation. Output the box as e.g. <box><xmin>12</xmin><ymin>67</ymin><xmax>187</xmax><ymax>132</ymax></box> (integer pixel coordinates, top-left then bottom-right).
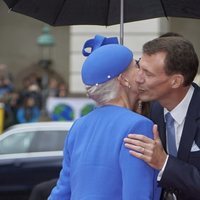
<box><xmin>142</xmin><ymin>51</ymin><xmax>167</xmax><ymax>58</ymax></box>
<box><xmin>141</xmin><ymin>52</ymin><xmax>166</xmax><ymax>65</ymax></box>
<box><xmin>140</xmin><ymin>52</ymin><xmax>167</xmax><ymax>74</ymax></box>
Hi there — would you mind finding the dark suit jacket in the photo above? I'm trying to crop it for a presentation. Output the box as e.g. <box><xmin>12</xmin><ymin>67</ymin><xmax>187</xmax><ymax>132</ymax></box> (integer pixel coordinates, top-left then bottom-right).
<box><xmin>150</xmin><ymin>83</ymin><xmax>200</xmax><ymax>200</ymax></box>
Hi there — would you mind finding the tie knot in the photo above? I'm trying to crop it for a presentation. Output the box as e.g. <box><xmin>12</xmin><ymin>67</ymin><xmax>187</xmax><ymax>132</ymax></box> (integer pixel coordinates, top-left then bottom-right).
<box><xmin>165</xmin><ymin>112</ymin><xmax>174</xmax><ymax>125</ymax></box>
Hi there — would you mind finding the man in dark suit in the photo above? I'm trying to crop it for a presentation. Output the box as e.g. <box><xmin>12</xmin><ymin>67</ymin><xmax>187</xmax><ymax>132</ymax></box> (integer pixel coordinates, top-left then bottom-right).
<box><xmin>124</xmin><ymin>36</ymin><xmax>200</xmax><ymax>200</ymax></box>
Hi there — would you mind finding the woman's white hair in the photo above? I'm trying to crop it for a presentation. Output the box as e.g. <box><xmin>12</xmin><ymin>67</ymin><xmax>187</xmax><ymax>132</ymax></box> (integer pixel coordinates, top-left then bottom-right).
<box><xmin>85</xmin><ymin>77</ymin><xmax>120</xmax><ymax>105</ymax></box>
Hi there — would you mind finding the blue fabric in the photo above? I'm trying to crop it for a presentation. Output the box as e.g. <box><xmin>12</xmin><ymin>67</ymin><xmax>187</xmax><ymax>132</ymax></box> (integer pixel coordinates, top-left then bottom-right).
<box><xmin>48</xmin><ymin>105</ymin><xmax>161</xmax><ymax>200</ymax></box>
<box><xmin>81</xmin><ymin>44</ymin><xmax>133</xmax><ymax>85</ymax></box>
<box><xmin>0</xmin><ymin>85</ymin><xmax>13</xmax><ymax>97</ymax></box>
<box><xmin>82</xmin><ymin>35</ymin><xmax>119</xmax><ymax>57</ymax></box>
<box><xmin>17</xmin><ymin>106</ymin><xmax>40</xmax><ymax>123</ymax></box>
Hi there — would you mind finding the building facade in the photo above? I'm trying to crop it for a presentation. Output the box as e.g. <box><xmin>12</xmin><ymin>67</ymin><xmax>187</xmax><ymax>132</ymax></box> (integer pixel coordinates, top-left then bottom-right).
<box><xmin>0</xmin><ymin>1</ymin><xmax>200</xmax><ymax>95</ymax></box>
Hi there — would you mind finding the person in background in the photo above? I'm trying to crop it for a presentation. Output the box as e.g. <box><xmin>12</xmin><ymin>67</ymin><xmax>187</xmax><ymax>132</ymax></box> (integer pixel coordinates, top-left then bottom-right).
<box><xmin>48</xmin><ymin>35</ymin><xmax>161</xmax><ymax>200</ymax></box>
<box><xmin>17</xmin><ymin>95</ymin><xmax>40</xmax><ymax>123</ymax></box>
<box><xmin>29</xmin><ymin>179</ymin><xmax>57</xmax><ymax>200</ymax></box>
<box><xmin>159</xmin><ymin>32</ymin><xmax>183</xmax><ymax>38</ymax></box>
<box><xmin>47</xmin><ymin>78</ymin><xmax>59</xmax><ymax>97</ymax></box>
<box><xmin>124</xmin><ymin>36</ymin><xmax>200</xmax><ymax>200</ymax></box>
<box><xmin>57</xmin><ymin>82</ymin><xmax>68</xmax><ymax>97</ymax></box>
<box><xmin>0</xmin><ymin>64</ymin><xmax>13</xmax><ymax>99</ymax></box>
<box><xmin>3</xmin><ymin>91</ymin><xmax>20</xmax><ymax>129</ymax></box>
<box><xmin>0</xmin><ymin>76</ymin><xmax>13</xmax><ymax>98</ymax></box>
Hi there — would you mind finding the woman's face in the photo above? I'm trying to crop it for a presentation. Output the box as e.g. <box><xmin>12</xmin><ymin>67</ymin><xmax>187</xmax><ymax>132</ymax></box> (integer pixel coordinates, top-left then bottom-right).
<box><xmin>124</xmin><ymin>60</ymin><xmax>140</xmax><ymax>95</ymax></box>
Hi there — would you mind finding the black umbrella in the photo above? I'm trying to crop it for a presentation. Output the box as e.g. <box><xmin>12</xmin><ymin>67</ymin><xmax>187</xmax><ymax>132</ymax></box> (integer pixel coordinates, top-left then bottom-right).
<box><xmin>3</xmin><ymin>0</ymin><xmax>200</xmax><ymax>44</ymax></box>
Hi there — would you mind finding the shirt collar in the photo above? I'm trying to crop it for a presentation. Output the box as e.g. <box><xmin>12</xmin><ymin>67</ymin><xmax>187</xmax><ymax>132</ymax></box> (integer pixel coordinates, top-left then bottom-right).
<box><xmin>164</xmin><ymin>85</ymin><xmax>194</xmax><ymax>124</ymax></box>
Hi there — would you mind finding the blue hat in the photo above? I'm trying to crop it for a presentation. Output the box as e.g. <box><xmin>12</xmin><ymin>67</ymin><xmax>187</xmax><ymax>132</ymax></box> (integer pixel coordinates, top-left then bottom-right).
<box><xmin>81</xmin><ymin>35</ymin><xmax>133</xmax><ymax>86</ymax></box>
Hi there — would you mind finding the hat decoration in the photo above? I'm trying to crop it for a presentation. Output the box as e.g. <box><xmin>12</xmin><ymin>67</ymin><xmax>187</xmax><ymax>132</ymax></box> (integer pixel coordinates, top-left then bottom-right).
<box><xmin>81</xmin><ymin>35</ymin><xmax>133</xmax><ymax>86</ymax></box>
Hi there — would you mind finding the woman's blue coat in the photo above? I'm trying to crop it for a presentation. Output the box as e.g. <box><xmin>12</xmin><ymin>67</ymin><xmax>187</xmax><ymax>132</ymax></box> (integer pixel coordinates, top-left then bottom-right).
<box><xmin>49</xmin><ymin>105</ymin><xmax>161</xmax><ymax>200</ymax></box>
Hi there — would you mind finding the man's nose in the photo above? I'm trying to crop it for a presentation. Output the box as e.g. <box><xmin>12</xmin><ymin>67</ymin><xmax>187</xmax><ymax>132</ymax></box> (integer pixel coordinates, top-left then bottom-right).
<box><xmin>136</xmin><ymin>69</ymin><xmax>144</xmax><ymax>83</ymax></box>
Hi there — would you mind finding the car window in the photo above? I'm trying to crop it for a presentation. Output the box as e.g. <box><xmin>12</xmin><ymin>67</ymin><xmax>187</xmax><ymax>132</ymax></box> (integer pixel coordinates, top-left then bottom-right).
<box><xmin>28</xmin><ymin>130</ymin><xmax>67</xmax><ymax>152</ymax></box>
<box><xmin>0</xmin><ymin>129</ymin><xmax>68</xmax><ymax>155</ymax></box>
<box><xmin>0</xmin><ymin>132</ymin><xmax>34</xmax><ymax>154</ymax></box>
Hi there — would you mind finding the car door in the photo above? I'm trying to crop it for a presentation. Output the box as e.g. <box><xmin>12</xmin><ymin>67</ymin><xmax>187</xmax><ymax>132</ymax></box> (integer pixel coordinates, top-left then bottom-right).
<box><xmin>0</xmin><ymin>129</ymin><xmax>66</xmax><ymax>198</ymax></box>
<box><xmin>0</xmin><ymin>131</ymin><xmax>35</xmax><ymax>197</ymax></box>
<box><xmin>20</xmin><ymin>130</ymin><xmax>66</xmax><ymax>187</ymax></box>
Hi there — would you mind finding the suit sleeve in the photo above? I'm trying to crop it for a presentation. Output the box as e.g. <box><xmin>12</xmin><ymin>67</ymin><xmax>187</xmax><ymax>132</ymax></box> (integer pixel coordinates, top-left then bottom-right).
<box><xmin>150</xmin><ymin>99</ymin><xmax>200</xmax><ymax>198</ymax></box>
<box><xmin>119</xmin><ymin>119</ymin><xmax>161</xmax><ymax>200</ymax></box>
<box><xmin>48</xmin><ymin>133</ymin><xmax>71</xmax><ymax>200</ymax></box>
<box><xmin>159</xmin><ymin>155</ymin><xmax>200</xmax><ymax>198</ymax></box>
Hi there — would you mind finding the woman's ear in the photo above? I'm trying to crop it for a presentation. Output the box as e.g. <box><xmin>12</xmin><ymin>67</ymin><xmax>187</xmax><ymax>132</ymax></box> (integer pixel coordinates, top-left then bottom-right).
<box><xmin>118</xmin><ymin>74</ymin><xmax>131</xmax><ymax>88</ymax></box>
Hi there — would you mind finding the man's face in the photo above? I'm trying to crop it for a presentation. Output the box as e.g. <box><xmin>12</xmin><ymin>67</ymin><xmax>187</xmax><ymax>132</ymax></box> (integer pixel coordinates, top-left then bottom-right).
<box><xmin>135</xmin><ymin>52</ymin><xmax>174</xmax><ymax>102</ymax></box>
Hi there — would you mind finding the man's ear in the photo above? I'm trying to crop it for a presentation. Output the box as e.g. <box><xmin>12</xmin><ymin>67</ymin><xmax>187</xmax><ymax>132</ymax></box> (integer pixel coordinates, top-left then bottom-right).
<box><xmin>171</xmin><ymin>74</ymin><xmax>184</xmax><ymax>88</ymax></box>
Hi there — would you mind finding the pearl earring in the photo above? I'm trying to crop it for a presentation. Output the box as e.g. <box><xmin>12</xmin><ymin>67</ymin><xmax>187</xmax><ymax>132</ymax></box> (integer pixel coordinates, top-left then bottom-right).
<box><xmin>137</xmin><ymin>100</ymin><xmax>142</xmax><ymax>114</ymax></box>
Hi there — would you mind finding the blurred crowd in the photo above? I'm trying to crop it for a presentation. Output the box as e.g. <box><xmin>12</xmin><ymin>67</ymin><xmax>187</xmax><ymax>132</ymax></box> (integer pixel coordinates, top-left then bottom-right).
<box><xmin>0</xmin><ymin>64</ymin><xmax>68</xmax><ymax>130</ymax></box>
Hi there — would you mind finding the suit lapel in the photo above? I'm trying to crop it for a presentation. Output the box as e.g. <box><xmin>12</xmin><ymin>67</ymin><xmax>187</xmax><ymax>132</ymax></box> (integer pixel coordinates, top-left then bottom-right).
<box><xmin>157</xmin><ymin>109</ymin><xmax>166</xmax><ymax>151</ymax></box>
<box><xmin>178</xmin><ymin>84</ymin><xmax>200</xmax><ymax>161</ymax></box>
<box><xmin>150</xmin><ymin>83</ymin><xmax>200</xmax><ymax>161</ymax></box>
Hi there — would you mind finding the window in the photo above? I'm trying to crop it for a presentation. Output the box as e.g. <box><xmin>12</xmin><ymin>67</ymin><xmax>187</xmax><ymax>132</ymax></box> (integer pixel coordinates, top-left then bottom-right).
<box><xmin>0</xmin><ymin>132</ymin><xmax>34</xmax><ymax>154</ymax></box>
<box><xmin>29</xmin><ymin>131</ymin><xmax>67</xmax><ymax>152</ymax></box>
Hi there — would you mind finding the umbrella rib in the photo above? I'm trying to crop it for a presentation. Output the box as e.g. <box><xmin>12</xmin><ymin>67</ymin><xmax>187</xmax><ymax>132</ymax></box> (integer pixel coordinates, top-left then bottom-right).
<box><xmin>52</xmin><ymin>0</ymin><xmax>67</xmax><ymax>25</ymax></box>
<box><xmin>7</xmin><ymin>0</ymin><xmax>20</xmax><ymax>9</ymax></box>
<box><xmin>105</xmin><ymin>0</ymin><xmax>111</xmax><ymax>26</ymax></box>
<box><xmin>160</xmin><ymin>0</ymin><xmax>168</xmax><ymax>19</ymax></box>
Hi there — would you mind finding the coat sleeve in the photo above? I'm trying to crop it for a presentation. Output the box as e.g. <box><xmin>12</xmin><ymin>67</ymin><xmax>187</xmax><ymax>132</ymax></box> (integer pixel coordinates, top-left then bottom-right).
<box><xmin>119</xmin><ymin>119</ymin><xmax>161</xmax><ymax>200</ymax></box>
<box><xmin>48</xmin><ymin>134</ymin><xmax>71</xmax><ymax>200</ymax></box>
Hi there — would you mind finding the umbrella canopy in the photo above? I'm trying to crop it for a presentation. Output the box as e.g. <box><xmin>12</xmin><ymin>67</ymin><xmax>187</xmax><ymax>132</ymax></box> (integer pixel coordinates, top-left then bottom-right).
<box><xmin>3</xmin><ymin>0</ymin><xmax>200</xmax><ymax>43</ymax></box>
<box><xmin>3</xmin><ymin>0</ymin><xmax>165</xmax><ymax>26</ymax></box>
<box><xmin>3</xmin><ymin>0</ymin><xmax>200</xmax><ymax>26</ymax></box>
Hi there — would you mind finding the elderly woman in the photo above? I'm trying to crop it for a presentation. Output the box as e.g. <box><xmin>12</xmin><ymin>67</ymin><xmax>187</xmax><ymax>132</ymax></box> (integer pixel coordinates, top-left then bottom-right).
<box><xmin>48</xmin><ymin>35</ymin><xmax>161</xmax><ymax>200</ymax></box>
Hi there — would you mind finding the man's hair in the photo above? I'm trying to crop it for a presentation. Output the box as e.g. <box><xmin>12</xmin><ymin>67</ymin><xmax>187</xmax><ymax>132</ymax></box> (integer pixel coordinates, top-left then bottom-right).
<box><xmin>86</xmin><ymin>78</ymin><xmax>120</xmax><ymax>105</ymax></box>
<box><xmin>143</xmin><ymin>37</ymin><xmax>199</xmax><ymax>86</ymax></box>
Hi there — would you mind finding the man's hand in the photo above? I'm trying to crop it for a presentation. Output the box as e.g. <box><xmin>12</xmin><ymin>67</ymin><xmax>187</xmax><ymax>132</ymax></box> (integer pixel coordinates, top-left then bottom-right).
<box><xmin>124</xmin><ymin>124</ymin><xmax>167</xmax><ymax>170</ymax></box>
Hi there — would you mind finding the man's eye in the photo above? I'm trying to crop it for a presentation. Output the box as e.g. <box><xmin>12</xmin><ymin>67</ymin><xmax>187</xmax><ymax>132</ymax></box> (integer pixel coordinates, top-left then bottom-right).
<box><xmin>145</xmin><ymin>72</ymin><xmax>153</xmax><ymax>77</ymax></box>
